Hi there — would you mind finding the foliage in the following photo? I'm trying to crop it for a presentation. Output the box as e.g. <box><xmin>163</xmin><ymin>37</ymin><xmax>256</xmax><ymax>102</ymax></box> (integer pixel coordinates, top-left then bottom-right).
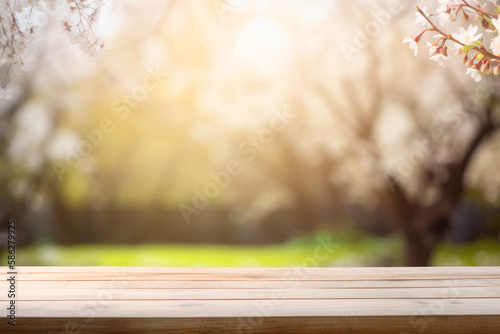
<box><xmin>8</xmin><ymin>230</ymin><xmax>500</xmax><ymax>267</ymax></box>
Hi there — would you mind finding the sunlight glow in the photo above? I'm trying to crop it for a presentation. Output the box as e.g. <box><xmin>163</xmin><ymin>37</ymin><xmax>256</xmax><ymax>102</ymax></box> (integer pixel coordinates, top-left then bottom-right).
<box><xmin>234</xmin><ymin>16</ymin><xmax>291</xmax><ymax>74</ymax></box>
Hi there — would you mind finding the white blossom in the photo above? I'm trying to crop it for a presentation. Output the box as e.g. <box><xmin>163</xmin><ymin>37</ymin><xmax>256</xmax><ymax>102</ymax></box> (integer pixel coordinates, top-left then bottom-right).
<box><xmin>426</xmin><ymin>42</ymin><xmax>439</xmax><ymax>56</ymax></box>
<box><xmin>491</xmin><ymin>36</ymin><xmax>500</xmax><ymax>56</ymax></box>
<box><xmin>430</xmin><ymin>54</ymin><xmax>447</xmax><ymax>61</ymax></box>
<box><xmin>437</xmin><ymin>4</ymin><xmax>451</xmax><ymax>26</ymax></box>
<box><xmin>430</xmin><ymin>53</ymin><xmax>448</xmax><ymax>67</ymax></box>
<box><xmin>403</xmin><ymin>37</ymin><xmax>420</xmax><ymax>56</ymax></box>
<box><xmin>491</xmin><ymin>18</ymin><xmax>500</xmax><ymax>31</ymax></box>
<box><xmin>438</xmin><ymin>12</ymin><xmax>451</xmax><ymax>26</ymax></box>
<box><xmin>0</xmin><ymin>88</ymin><xmax>13</xmax><ymax>101</ymax></box>
<box><xmin>415</xmin><ymin>7</ymin><xmax>431</xmax><ymax>27</ymax></box>
<box><xmin>452</xmin><ymin>25</ymin><xmax>483</xmax><ymax>45</ymax></box>
<box><xmin>466</xmin><ymin>68</ymin><xmax>482</xmax><ymax>82</ymax></box>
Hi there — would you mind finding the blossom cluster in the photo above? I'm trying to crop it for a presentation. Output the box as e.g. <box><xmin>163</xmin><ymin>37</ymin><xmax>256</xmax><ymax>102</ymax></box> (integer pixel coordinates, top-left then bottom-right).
<box><xmin>0</xmin><ymin>0</ymin><xmax>104</xmax><ymax>100</ymax></box>
<box><xmin>61</xmin><ymin>0</ymin><xmax>105</xmax><ymax>58</ymax></box>
<box><xmin>404</xmin><ymin>0</ymin><xmax>500</xmax><ymax>82</ymax></box>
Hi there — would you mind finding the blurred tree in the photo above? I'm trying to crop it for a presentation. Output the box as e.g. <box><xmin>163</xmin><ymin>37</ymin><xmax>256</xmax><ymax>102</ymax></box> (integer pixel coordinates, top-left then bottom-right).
<box><xmin>305</xmin><ymin>1</ymin><xmax>500</xmax><ymax>265</ymax></box>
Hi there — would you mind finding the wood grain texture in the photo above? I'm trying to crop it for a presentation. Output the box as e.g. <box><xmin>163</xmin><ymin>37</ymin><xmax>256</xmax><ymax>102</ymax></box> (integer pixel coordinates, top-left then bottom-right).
<box><xmin>12</xmin><ymin>265</ymin><xmax>500</xmax><ymax>277</ymax></box>
<box><xmin>4</xmin><ymin>286</ymin><xmax>500</xmax><ymax>300</ymax></box>
<box><xmin>2</xmin><ymin>279</ymin><xmax>499</xmax><ymax>289</ymax></box>
<box><xmin>1</xmin><ymin>266</ymin><xmax>499</xmax><ymax>333</ymax></box>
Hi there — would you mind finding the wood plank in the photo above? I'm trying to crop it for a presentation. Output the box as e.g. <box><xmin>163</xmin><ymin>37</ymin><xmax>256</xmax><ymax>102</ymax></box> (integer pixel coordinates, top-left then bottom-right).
<box><xmin>1</xmin><ymin>278</ymin><xmax>499</xmax><ymax>289</ymax></box>
<box><xmin>7</xmin><ymin>266</ymin><xmax>500</xmax><ymax>280</ymax></box>
<box><xmin>1</xmin><ymin>316</ymin><xmax>499</xmax><ymax>334</ymax></box>
<box><xmin>12</xmin><ymin>299</ymin><xmax>500</xmax><ymax>318</ymax></box>
<box><xmin>10</xmin><ymin>266</ymin><xmax>500</xmax><ymax>275</ymax></box>
<box><xmin>3</xmin><ymin>286</ymin><xmax>498</xmax><ymax>301</ymax></box>
<box><xmin>13</xmin><ymin>272</ymin><xmax>500</xmax><ymax>281</ymax></box>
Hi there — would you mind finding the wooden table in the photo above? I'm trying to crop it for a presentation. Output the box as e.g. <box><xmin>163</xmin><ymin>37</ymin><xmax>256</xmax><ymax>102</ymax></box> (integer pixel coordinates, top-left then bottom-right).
<box><xmin>1</xmin><ymin>266</ymin><xmax>500</xmax><ymax>333</ymax></box>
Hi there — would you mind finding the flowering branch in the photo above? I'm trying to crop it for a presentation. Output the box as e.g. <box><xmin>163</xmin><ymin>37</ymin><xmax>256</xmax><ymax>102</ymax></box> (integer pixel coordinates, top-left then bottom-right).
<box><xmin>0</xmin><ymin>0</ymin><xmax>105</xmax><ymax>100</ymax></box>
<box><xmin>404</xmin><ymin>0</ymin><xmax>500</xmax><ymax>82</ymax></box>
<box><xmin>416</xmin><ymin>6</ymin><xmax>500</xmax><ymax>61</ymax></box>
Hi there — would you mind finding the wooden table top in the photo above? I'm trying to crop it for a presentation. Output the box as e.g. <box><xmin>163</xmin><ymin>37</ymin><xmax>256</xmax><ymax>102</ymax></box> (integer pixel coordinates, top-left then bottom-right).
<box><xmin>1</xmin><ymin>266</ymin><xmax>500</xmax><ymax>333</ymax></box>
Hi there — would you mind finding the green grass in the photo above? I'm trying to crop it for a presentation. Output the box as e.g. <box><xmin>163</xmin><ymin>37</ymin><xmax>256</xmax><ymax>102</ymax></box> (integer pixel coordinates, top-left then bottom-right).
<box><xmin>433</xmin><ymin>238</ymin><xmax>500</xmax><ymax>266</ymax></box>
<box><xmin>4</xmin><ymin>230</ymin><xmax>500</xmax><ymax>267</ymax></box>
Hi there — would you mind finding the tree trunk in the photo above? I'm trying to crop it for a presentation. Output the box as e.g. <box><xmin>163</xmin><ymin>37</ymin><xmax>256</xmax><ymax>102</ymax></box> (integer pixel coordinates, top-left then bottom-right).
<box><xmin>404</xmin><ymin>231</ymin><xmax>434</xmax><ymax>266</ymax></box>
<box><xmin>404</xmin><ymin>214</ymin><xmax>450</xmax><ymax>266</ymax></box>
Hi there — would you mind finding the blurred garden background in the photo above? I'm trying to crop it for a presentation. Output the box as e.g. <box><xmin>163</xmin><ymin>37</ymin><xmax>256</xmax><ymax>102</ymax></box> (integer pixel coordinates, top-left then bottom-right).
<box><xmin>1</xmin><ymin>0</ymin><xmax>500</xmax><ymax>267</ymax></box>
